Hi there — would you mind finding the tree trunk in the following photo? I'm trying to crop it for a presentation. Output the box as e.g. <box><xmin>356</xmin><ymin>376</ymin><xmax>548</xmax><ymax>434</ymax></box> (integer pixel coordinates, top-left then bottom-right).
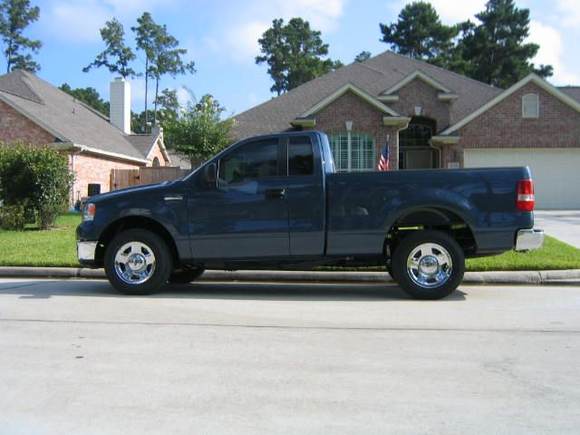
<box><xmin>153</xmin><ymin>76</ymin><xmax>160</xmax><ymax>125</ymax></box>
<box><xmin>144</xmin><ymin>57</ymin><xmax>149</xmax><ymax>133</ymax></box>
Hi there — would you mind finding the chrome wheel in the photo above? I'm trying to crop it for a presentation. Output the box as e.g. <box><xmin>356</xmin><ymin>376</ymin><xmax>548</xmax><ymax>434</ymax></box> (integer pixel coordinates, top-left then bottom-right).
<box><xmin>114</xmin><ymin>241</ymin><xmax>156</xmax><ymax>285</ymax></box>
<box><xmin>406</xmin><ymin>242</ymin><xmax>453</xmax><ymax>289</ymax></box>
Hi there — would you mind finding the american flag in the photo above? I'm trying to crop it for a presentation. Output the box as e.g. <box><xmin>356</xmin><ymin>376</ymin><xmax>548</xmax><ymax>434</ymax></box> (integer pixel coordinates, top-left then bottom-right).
<box><xmin>377</xmin><ymin>142</ymin><xmax>390</xmax><ymax>171</ymax></box>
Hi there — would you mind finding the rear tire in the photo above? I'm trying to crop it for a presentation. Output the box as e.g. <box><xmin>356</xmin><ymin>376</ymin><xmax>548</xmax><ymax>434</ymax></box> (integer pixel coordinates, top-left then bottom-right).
<box><xmin>104</xmin><ymin>229</ymin><xmax>173</xmax><ymax>295</ymax></box>
<box><xmin>391</xmin><ymin>230</ymin><xmax>465</xmax><ymax>300</ymax></box>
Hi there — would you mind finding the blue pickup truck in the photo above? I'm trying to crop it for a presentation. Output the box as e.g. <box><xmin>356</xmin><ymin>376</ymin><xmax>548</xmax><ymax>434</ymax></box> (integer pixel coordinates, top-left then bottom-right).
<box><xmin>77</xmin><ymin>131</ymin><xmax>543</xmax><ymax>299</ymax></box>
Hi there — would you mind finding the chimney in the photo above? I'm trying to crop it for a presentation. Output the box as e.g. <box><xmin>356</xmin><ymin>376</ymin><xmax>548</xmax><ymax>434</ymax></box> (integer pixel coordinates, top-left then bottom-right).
<box><xmin>110</xmin><ymin>78</ymin><xmax>131</xmax><ymax>134</ymax></box>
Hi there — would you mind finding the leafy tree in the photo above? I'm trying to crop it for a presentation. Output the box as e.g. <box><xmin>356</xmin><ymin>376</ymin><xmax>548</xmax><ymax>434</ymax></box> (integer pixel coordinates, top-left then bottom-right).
<box><xmin>380</xmin><ymin>2</ymin><xmax>457</xmax><ymax>65</ymax></box>
<box><xmin>131</xmin><ymin>88</ymin><xmax>180</xmax><ymax>134</ymax></box>
<box><xmin>148</xmin><ymin>26</ymin><xmax>195</xmax><ymax>125</ymax></box>
<box><xmin>83</xmin><ymin>18</ymin><xmax>137</xmax><ymax>79</ymax></box>
<box><xmin>354</xmin><ymin>51</ymin><xmax>371</xmax><ymax>62</ymax></box>
<box><xmin>132</xmin><ymin>12</ymin><xmax>163</xmax><ymax>133</ymax></box>
<box><xmin>59</xmin><ymin>83</ymin><xmax>109</xmax><ymax>116</ymax></box>
<box><xmin>457</xmin><ymin>0</ymin><xmax>552</xmax><ymax>87</ymax></box>
<box><xmin>256</xmin><ymin>18</ymin><xmax>343</xmax><ymax>95</ymax></box>
<box><xmin>0</xmin><ymin>0</ymin><xmax>41</xmax><ymax>73</ymax></box>
<box><xmin>164</xmin><ymin>94</ymin><xmax>233</xmax><ymax>163</ymax></box>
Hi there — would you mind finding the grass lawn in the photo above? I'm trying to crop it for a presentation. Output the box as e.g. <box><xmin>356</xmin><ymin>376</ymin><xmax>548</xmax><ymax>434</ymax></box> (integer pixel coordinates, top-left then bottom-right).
<box><xmin>0</xmin><ymin>213</ymin><xmax>81</xmax><ymax>267</ymax></box>
<box><xmin>0</xmin><ymin>214</ymin><xmax>579</xmax><ymax>271</ymax></box>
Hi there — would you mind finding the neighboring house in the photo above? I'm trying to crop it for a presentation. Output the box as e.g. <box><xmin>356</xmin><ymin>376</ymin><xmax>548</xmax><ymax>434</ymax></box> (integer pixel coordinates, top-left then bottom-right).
<box><xmin>233</xmin><ymin>51</ymin><xmax>580</xmax><ymax>209</ymax></box>
<box><xmin>0</xmin><ymin>70</ymin><xmax>171</xmax><ymax>203</ymax></box>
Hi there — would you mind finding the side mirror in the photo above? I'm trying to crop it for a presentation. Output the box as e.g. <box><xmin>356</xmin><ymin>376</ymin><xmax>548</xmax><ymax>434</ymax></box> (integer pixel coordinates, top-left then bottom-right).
<box><xmin>203</xmin><ymin>162</ymin><xmax>217</xmax><ymax>188</ymax></box>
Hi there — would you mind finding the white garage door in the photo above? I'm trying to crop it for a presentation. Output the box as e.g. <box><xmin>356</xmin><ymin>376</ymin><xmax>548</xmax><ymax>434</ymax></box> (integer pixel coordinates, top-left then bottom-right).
<box><xmin>464</xmin><ymin>148</ymin><xmax>580</xmax><ymax>210</ymax></box>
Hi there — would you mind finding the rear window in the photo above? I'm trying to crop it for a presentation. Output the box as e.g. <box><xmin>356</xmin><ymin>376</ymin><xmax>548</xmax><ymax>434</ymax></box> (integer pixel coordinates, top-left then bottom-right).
<box><xmin>289</xmin><ymin>136</ymin><xmax>314</xmax><ymax>176</ymax></box>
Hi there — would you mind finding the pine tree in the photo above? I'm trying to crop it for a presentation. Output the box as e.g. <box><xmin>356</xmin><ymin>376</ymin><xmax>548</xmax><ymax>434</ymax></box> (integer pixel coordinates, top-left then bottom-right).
<box><xmin>83</xmin><ymin>18</ymin><xmax>137</xmax><ymax>79</ymax></box>
<box><xmin>380</xmin><ymin>2</ymin><xmax>457</xmax><ymax>65</ymax></box>
<box><xmin>457</xmin><ymin>0</ymin><xmax>552</xmax><ymax>87</ymax></box>
<box><xmin>0</xmin><ymin>0</ymin><xmax>41</xmax><ymax>73</ymax></box>
<box><xmin>256</xmin><ymin>18</ymin><xmax>342</xmax><ymax>95</ymax></box>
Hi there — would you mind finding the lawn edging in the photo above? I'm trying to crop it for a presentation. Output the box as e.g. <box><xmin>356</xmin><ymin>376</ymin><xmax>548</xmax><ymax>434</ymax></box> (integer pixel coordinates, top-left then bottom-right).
<box><xmin>1</xmin><ymin>267</ymin><xmax>579</xmax><ymax>285</ymax></box>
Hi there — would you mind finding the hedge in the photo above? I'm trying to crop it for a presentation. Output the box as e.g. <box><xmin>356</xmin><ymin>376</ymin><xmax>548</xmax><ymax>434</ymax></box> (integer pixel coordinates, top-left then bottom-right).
<box><xmin>0</xmin><ymin>143</ymin><xmax>74</xmax><ymax>230</ymax></box>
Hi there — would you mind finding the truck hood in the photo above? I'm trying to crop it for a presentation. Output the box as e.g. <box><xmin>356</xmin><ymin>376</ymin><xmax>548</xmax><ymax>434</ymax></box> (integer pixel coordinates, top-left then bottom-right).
<box><xmin>89</xmin><ymin>180</ymin><xmax>179</xmax><ymax>203</ymax></box>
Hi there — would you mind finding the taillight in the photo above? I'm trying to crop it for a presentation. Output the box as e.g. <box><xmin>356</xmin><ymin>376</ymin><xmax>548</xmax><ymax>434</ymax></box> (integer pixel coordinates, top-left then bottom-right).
<box><xmin>516</xmin><ymin>179</ymin><xmax>535</xmax><ymax>211</ymax></box>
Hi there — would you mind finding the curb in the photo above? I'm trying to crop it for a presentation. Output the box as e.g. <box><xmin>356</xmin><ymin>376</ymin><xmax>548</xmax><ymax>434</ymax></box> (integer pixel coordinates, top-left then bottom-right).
<box><xmin>0</xmin><ymin>267</ymin><xmax>579</xmax><ymax>285</ymax></box>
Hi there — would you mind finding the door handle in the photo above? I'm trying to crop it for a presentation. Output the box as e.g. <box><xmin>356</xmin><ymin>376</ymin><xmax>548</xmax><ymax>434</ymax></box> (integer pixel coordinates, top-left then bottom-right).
<box><xmin>265</xmin><ymin>188</ymin><xmax>286</xmax><ymax>200</ymax></box>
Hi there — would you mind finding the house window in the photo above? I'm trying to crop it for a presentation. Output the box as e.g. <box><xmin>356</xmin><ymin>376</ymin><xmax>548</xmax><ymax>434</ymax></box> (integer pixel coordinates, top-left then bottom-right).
<box><xmin>329</xmin><ymin>133</ymin><xmax>374</xmax><ymax>172</ymax></box>
<box><xmin>522</xmin><ymin>93</ymin><xmax>539</xmax><ymax>118</ymax></box>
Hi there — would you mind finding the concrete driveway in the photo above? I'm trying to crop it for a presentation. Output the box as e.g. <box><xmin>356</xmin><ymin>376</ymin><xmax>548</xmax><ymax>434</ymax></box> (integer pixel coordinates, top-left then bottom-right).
<box><xmin>1</xmin><ymin>278</ymin><xmax>580</xmax><ymax>434</ymax></box>
<box><xmin>535</xmin><ymin>211</ymin><xmax>580</xmax><ymax>248</ymax></box>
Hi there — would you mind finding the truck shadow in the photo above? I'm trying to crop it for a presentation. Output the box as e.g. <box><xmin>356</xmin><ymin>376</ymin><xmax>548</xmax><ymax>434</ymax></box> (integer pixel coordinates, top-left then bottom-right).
<box><xmin>0</xmin><ymin>279</ymin><xmax>467</xmax><ymax>302</ymax></box>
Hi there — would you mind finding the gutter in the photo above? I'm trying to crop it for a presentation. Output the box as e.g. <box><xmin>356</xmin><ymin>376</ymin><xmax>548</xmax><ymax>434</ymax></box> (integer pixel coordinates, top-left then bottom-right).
<box><xmin>53</xmin><ymin>142</ymin><xmax>149</xmax><ymax>165</ymax></box>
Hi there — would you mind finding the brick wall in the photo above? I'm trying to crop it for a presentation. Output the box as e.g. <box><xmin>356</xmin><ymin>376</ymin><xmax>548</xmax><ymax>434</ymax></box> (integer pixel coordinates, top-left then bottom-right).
<box><xmin>454</xmin><ymin>82</ymin><xmax>580</xmax><ymax>166</ymax></box>
<box><xmin>71</xmin><ymin>153</ymin><xmax>140</xmax><ymax>201</ymax></box>
<box><xmin>0</xmin><ymin>100</ymin><xmax>55</xmax><ymax>144</ymax></box>
<box><xmin>146</xmin><ymin>140</ymin><xmax>169</xmax><ymax>167</ymax></box>
<box><xmin>390</xmin><ymin>78</ymin><xmax>453</xmax><ymax>131</ymax></box>
<box><xmin>305</xmin><ymin>91</ymin><xmax>402</xmax><ymax>169</ymax></box>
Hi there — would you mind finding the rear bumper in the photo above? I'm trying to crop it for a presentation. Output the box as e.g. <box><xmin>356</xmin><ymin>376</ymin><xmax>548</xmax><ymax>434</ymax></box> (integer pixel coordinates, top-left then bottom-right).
<box><xmin>515</xmin><ymin>229</ymin><xmax>544</xmax><ymax>251</ymax></box>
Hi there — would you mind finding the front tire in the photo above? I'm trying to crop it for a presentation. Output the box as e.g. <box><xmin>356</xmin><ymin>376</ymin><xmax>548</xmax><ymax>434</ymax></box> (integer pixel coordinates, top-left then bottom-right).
<box><xmin>391</xmin><ymin>230</ymin><xmax>465</xmax><ymax>300</ymax></box>
<box><xmin>104</xmin><ymin>229</ymin><xmax>173</xmax><ymax>295</ymax></box>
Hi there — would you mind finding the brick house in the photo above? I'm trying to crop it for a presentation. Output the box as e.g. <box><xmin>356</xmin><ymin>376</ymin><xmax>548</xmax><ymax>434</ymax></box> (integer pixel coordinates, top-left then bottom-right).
<box><xmin>233</xmin><ymin>51</ymin><xmax>580</xmax><ymax>209</ymax></box>
<box><xmin>0</xmin><ymin>70</ymin><xmax>171</xmax><ymax>204</ymax></box>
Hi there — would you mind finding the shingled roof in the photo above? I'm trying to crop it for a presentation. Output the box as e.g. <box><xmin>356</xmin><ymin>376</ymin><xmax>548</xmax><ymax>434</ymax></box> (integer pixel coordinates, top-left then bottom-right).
<box><xmin>232</xmin><ymin>50</ymin><xmax>503</xmax><ymax>140</ymax></box>
<box><xmin>0</xmin><ymin>70</ymin><xmax>156</xmax><ymax>163</ymax></box>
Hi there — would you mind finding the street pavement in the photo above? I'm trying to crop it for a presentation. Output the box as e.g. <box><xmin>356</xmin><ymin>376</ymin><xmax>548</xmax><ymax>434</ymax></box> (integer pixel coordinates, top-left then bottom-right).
<box><xmin>0</xmin><ymin>278</ymin><xmax>579</xmax><ymax>435</ymax></box>
<box><xmin>535</xmin><ymin>210</ymin><xmax>580</xmax><ymax>248</ymax></box>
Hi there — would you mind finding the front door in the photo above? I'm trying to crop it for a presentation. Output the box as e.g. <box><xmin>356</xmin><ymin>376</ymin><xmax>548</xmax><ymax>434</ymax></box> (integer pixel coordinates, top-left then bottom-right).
<box><xmin>189</xmin><ymin>137</ymin><xmax>289</xmax><ymax>259</ymax></box>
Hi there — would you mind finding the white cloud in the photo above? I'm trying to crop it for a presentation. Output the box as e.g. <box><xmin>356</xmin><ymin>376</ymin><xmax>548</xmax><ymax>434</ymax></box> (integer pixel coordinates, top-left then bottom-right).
<box><xmin>48</xmin><ymin>0</ymin><xmax>111</xmax><ymax>42</ymax></box>
<box><xmin>399</xmin><ymin>0</ymin><xmax>485</xmax><ymax>24</ymax></box>
<box><xmin>43</xmin><ymin>0</ymin><xmax>175</xmax><ymax>43</ymax></box>
<box><xmin>529</xmin><ymin>20</ymin><xmax>580</xmax><ymax>85</ymax></box>
<box><xmin>219</xmin><ymin>0</ymin><xmax>345</xmax><ymax>63</ymax></box>
<box><xmin>557</xmin><ymin>0</ymin><xmax>580</xmax><ymax>27</ymax></box>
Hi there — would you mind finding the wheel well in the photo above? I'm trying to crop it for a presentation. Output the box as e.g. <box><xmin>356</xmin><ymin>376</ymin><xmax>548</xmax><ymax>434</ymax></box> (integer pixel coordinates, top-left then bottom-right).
<box><xmin>95</xmin><ymin>216</ymin><xmax>180</xmax><ymax>266</ymax></box>
<box><xmin>385</xmin><ymin>208</ymin><xmax>477</xmax><ymax>257</ymax></box>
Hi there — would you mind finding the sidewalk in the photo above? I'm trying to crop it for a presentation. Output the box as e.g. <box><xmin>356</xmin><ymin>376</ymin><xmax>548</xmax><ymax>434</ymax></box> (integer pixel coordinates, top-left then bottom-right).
<box><xmin>1</xmin><ymin>267</ymin><xmax>579</xmax><ymax>285</ymax></box>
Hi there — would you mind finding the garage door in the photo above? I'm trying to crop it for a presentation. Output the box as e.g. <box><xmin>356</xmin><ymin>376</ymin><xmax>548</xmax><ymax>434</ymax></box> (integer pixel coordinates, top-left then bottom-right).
<box><xmin>464</xmin><ymin>148</ymin><xmax>580</xmax><ymax>210</ymax></box>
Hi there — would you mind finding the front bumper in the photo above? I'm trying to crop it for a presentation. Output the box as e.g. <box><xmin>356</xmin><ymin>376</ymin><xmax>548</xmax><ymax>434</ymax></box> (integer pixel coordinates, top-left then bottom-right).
<box><xmin>515</xmin><ymin>229</ymin><xmax>544</xmax><ymax>251</ymax></box>
<box><xmin>77</xmin><ymin>241</ymin><xmax>98</xmax><ymax>261</ymax></box>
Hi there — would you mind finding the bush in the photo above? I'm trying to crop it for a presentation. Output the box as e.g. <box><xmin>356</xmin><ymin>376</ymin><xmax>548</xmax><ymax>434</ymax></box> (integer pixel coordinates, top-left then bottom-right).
<box><xmin>0</xmin><ymin>143</ymin><xmax>74</xmax><ymax>229</ymax></box>
<box><xmin>0</xmin><ymin>202</ymin><xmax>27</xmax><ymax>231</ymax></box>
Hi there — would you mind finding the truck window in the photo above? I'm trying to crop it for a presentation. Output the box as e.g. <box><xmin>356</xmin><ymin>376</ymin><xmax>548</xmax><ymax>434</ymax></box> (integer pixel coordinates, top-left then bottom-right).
<box><xmin>288</xmin><ymin>136</ymin><xmax>314</xmax><ymax>176</ymax></box>
<box><xmin>218</xmin><ymin>139</ymin><xmax>279</xmax><ymax>185</ymax></box>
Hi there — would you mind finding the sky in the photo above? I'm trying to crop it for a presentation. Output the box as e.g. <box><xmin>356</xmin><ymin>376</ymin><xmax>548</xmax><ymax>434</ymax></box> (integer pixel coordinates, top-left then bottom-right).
<box><xmin>3</xmin><ymin>0</ymin><xmax>580</xmax><ymax>117</ymax></box>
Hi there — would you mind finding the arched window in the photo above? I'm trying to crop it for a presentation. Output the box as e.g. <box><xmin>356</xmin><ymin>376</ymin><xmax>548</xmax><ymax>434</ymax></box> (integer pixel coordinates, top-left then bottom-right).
<box><xmin>152</xmin><ymin>157</ymin><xmax>160</xmax><ymax>167</ymax></box>
<box><xmin>522</xmin><ymin>93</ymin><xmax>539</xmax><ymax>118</ymax></box>
<box><xmin>329</xmin><ymin>133</ymin><xmax>374</xmax><ymax>172</ymax></box>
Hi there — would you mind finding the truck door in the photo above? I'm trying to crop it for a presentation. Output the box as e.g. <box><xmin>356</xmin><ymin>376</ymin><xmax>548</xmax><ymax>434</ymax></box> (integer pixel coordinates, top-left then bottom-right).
<box><xmin>285</xmin><ymin>135</ymin><xmax>326</xmax><ymax>256</ymax></box>
<box><xmin>189</xmin><ymin>137</ymin><xmax>289</xmax><ymax>259</ymax></box>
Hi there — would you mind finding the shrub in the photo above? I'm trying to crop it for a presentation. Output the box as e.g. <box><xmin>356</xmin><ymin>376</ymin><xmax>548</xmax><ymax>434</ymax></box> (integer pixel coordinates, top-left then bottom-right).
<box><xmin>0</xmin><ymin>143</ymin><xmax>74</xmax><ymax>229</ymax></box>
<box><xmin>0</xmin><ymin>202</ymin><xmax>27</xmax><ymax>231</ymax></box>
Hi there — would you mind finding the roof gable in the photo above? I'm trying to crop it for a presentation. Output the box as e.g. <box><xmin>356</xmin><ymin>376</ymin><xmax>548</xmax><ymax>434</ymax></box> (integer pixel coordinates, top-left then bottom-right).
<box><xmin>301</xmin><ymin>83</ymin><xmax>398</xmax><ymax>118</ymax></box>
<box><xmin>442</xmin><ymin>74</ymin><xmax>580</xmax><ymax>135</ymax></box>
<box><xmin>381</xmin><ymin>70</ymin><xmax>452</xmax><ymax>95</ymax></box>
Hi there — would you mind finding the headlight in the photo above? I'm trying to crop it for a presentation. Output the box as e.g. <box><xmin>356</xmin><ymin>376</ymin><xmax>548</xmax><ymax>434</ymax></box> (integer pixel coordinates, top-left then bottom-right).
<box><xmin>83</xmin><ymin>203</ymin><xmax>96</xmax><ymax>222</ymax></box>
